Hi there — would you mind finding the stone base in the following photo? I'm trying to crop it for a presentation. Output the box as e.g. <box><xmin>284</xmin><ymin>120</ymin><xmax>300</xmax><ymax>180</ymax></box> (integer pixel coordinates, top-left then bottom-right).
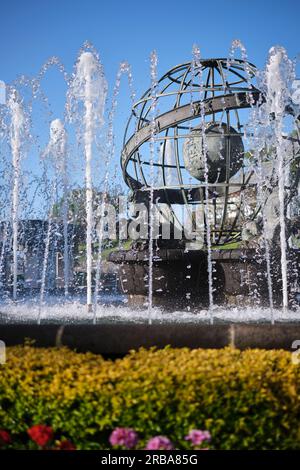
<box><xmin>110</xmin><ymin>247</ymin><xmax>287</xmax><ymax>307</ymax></box>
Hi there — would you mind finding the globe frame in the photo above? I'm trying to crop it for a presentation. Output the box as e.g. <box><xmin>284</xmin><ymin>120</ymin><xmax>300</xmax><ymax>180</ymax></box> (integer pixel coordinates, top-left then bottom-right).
<box><xmin>120</xmin><ymin>58</ymin><xmax>295</xmax><ymax>247</ymax></box>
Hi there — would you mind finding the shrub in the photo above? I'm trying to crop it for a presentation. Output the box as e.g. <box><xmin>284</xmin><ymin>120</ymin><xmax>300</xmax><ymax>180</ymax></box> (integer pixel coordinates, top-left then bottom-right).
<box><xmin>0</xmin><ymin>345</ymin><xmax>300</xmax><ymax>449</ymax></box>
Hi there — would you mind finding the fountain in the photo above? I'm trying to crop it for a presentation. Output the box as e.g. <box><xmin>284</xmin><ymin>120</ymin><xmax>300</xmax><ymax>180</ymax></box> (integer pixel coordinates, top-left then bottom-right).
<box><xmin>7</xmin><ymin>90</ymin><xmax>28</xmax><ymax>302</ymax></box>
<box><xmin>67</xmin><ymin>47</ymin><xmax>108</xmax><ymax>313</ymax></box>
<box><xmin>109</xmin><ymin>45</ymin><xmax>300</xmax><ymax>316</ymax></box>
<box><xmin>0</xmin><ymin>41</ymin><xmax>300</xmax><ymax>353</ymax></box>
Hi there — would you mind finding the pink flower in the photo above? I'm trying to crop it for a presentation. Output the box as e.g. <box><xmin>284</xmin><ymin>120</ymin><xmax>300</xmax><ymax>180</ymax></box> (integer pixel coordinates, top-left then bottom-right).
<box><xmin>109</xmin><ymin>428</ymin><xmax>139</xmax><ymax>449</ymax></box>
<box><xmin>146</xmin><ymin>436</ymin><xmax>174</xmax><ymax>450</ymax></box>
<box><xmin>185</xmin><ymin>429</ymin><xmax>211</xmax><ymax>446</ymax></box>
<box><xmin>0</xmin><ymin>430</ymin><xmax>11</xmax><ymax>446</ymax></box>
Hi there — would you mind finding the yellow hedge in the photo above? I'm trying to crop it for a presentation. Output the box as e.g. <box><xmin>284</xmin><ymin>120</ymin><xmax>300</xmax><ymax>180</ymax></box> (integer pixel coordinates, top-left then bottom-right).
<box><xmin>1</xmin><ymin>345</ymin><xmax>300</xmax><ymax>449</ymax></box>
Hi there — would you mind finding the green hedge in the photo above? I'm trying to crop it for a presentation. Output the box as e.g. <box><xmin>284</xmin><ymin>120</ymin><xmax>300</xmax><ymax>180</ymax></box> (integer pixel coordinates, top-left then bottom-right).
<box><xmin>1</xmin><ymin>345</ymin><xmax>300</xmax><ymax>449</ymax></box>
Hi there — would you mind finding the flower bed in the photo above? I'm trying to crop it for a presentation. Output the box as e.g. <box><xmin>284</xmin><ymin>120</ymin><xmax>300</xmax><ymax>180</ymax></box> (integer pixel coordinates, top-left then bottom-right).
<box><xmin>0</xmin><ymin>425</ymin><xmax>211</xmax><ymax>450</ymax></box>
<box><xmin>0</xmin><ymin>345</ymin><xmax>300</xmax><ymax>449</ymax></box>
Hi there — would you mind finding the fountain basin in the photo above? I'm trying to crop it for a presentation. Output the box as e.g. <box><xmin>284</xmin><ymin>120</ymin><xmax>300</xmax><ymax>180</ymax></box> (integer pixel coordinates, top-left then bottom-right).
<box><xmin>1</xmin><ymin>322</ymin><xmax>300</xmax><ymax>355</ymax></box>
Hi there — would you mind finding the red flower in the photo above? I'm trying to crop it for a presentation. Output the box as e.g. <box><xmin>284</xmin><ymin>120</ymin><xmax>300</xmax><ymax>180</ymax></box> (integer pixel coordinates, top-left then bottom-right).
<box><xmin>27</xmin><ymin>425</ymin><xmax>54</xmax><ymax>447</ymax></box>
<box><xmin>0</xmin><ymin>430</ymin><xmax>11</xmax><ymax>446</ymax></box>
<box><xmin>57</xmin><ymin>440</ymin><xmax>76</xmax><ymax>450</ymax></box>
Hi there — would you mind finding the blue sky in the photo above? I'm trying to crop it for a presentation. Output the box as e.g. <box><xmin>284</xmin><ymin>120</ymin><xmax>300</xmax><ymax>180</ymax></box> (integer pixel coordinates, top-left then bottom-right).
<box><xmin>1</xmin><ymin>0</ymin><xmax>300</xmax><ymax>104</ymax></box>
<box><xmin>1</xmin><ymin>0</ymin><xmax>300</xmax><ymax>206</ymax></box>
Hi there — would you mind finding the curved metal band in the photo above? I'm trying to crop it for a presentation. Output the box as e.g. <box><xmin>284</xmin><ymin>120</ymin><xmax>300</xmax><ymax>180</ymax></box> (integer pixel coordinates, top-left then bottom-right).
<box><xmin>122</xmin><ymin>90</ymin><xmax>262</xmax><ymax>189</ymax></box>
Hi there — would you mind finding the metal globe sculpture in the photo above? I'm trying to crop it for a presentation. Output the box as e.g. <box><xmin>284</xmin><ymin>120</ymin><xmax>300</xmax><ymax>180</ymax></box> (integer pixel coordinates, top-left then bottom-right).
<box><xmin>121</xmin><ymin>58</ymin><xmax>260</xmax><ymax>246</ymax></box>
<box><xmin>183</xmin><ymin>122</ymin><xmax>244</xmax><ymax>183</ymax></box>
<box><xmin>111</xmin><ymin>56</ymin><xmax>300</xmax><ymax>308</ymax></box>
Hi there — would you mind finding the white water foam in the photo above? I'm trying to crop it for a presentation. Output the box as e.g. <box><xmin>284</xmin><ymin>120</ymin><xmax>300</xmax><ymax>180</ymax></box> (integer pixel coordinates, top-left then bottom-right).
<box><xmin>1</xmin><ymin>297</ymin><xmax>300</xmax><ymax>324</ymax></box>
